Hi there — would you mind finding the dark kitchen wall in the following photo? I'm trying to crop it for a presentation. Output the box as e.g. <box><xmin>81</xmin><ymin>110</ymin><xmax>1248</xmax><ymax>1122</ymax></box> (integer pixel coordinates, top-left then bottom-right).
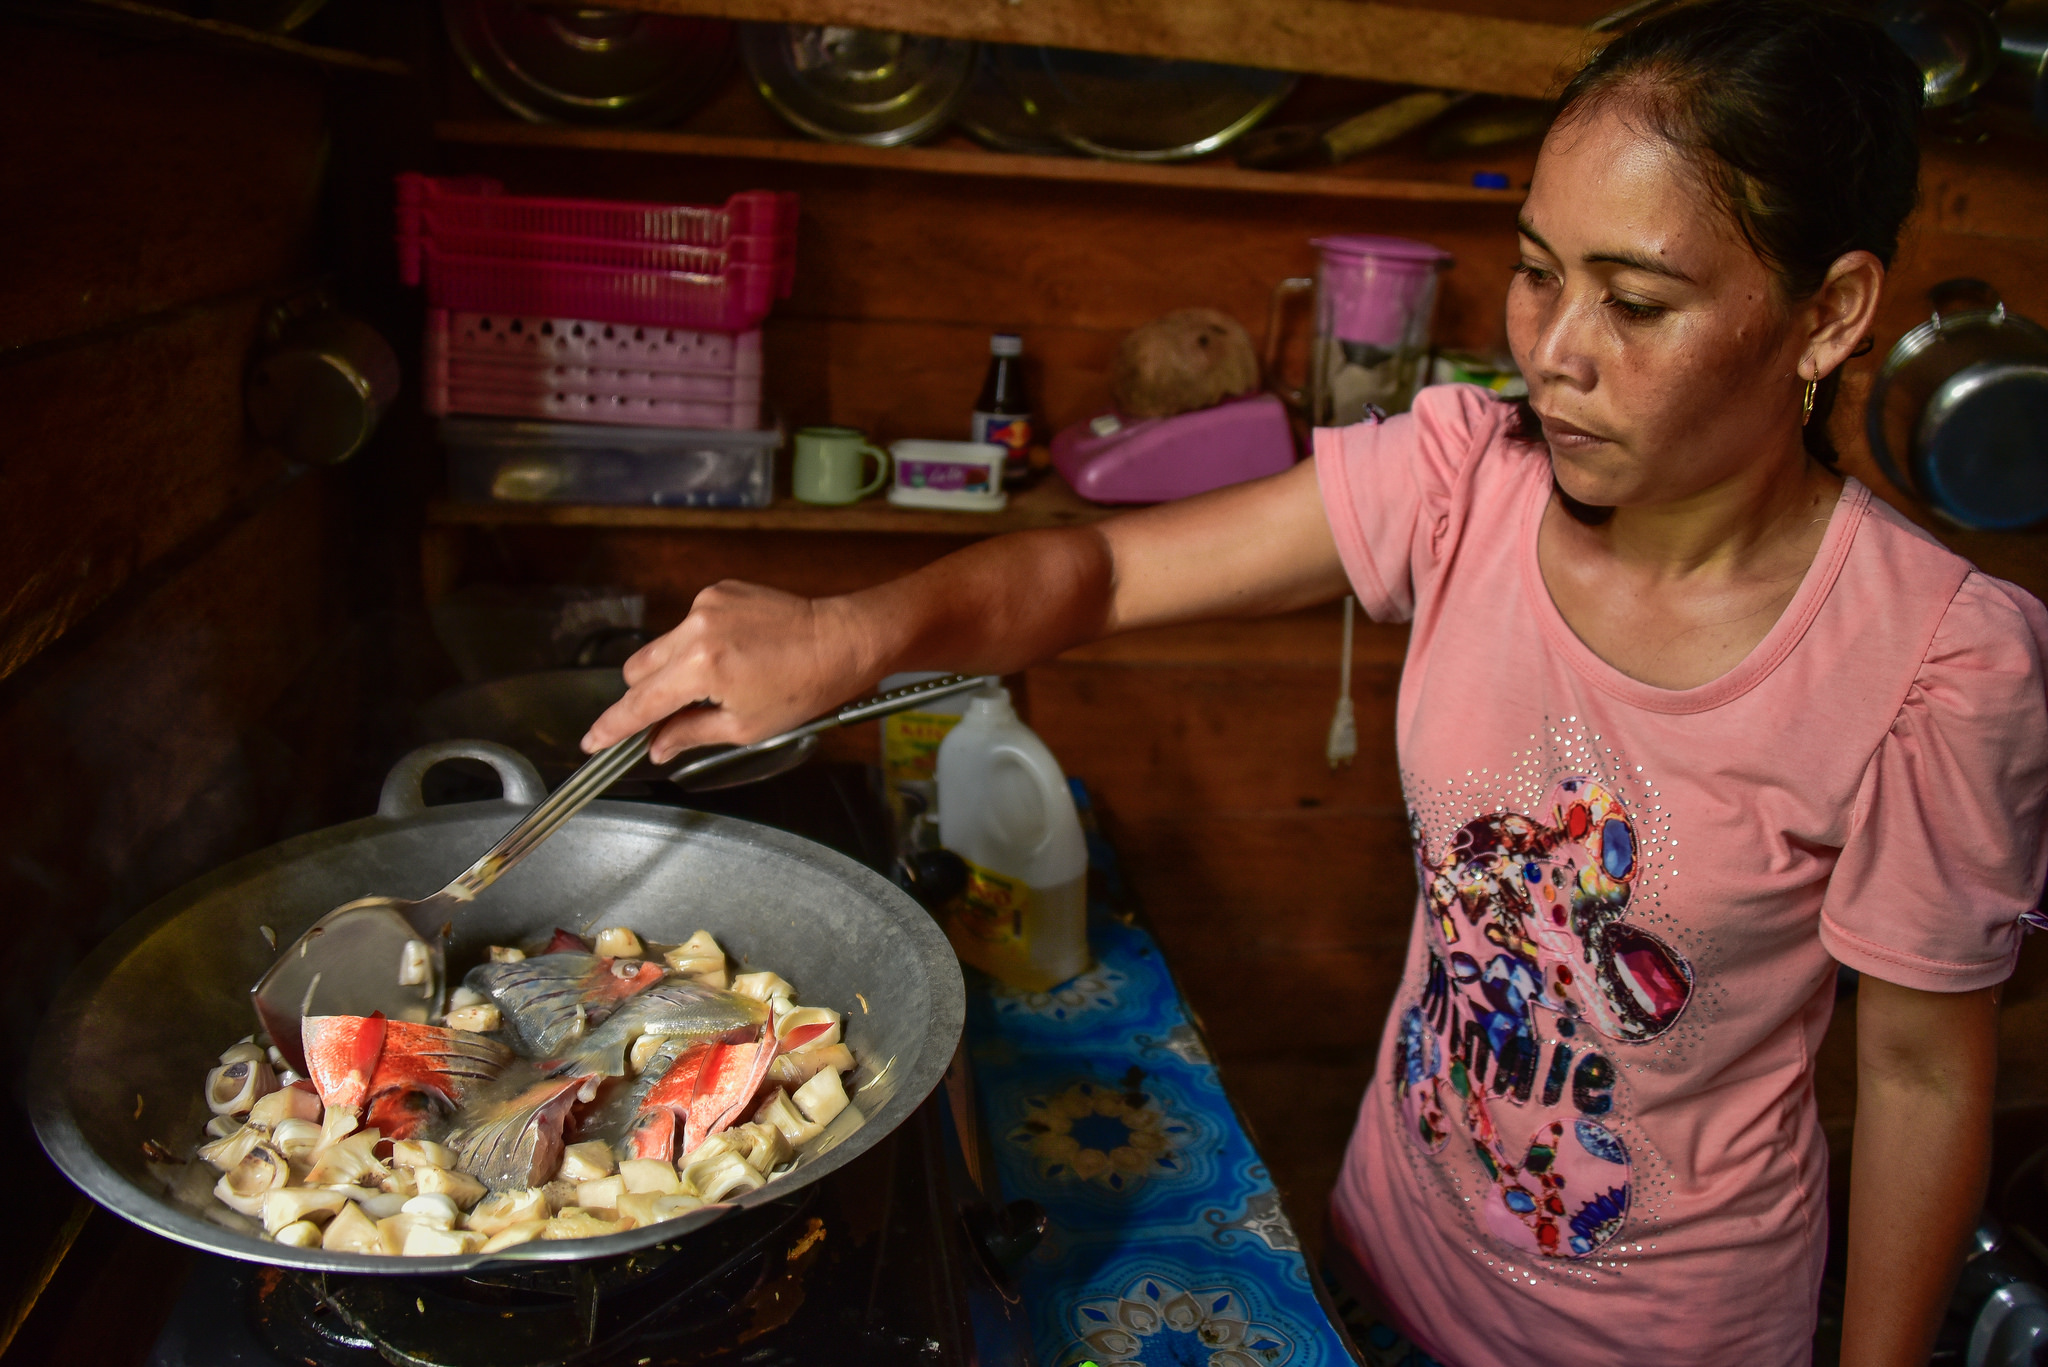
<box><xmin>0</xmin><ymin>12</ymin><xmax>437</xmax><ymax>1352</ymax></box>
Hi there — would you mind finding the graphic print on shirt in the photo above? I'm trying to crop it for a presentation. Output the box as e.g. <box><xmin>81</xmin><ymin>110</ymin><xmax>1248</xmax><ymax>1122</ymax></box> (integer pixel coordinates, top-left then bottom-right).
<box><xmin>1391</xmin><ymin>775</ymin><xmax>1692</xmax><ymax>1261</ymax></box>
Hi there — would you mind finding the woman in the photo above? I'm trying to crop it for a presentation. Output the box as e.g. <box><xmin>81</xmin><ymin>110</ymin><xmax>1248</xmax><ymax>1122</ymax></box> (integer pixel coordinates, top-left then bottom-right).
<box><xmin>585</xmin><ymin>2</ymin><xmax>2048</xmax><ymax>1361</ymax></box>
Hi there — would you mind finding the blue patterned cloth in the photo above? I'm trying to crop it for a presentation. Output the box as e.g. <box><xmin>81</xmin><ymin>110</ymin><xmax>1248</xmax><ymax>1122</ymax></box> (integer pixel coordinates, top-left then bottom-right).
<box><xmin>960</xmin><ymin>783</ymin><xmax>1359</xmax><ymax>1367</ymax></box>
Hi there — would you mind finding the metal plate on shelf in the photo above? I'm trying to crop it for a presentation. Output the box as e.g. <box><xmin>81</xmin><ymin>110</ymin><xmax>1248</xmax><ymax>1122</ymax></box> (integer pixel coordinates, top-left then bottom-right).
<box><xmin>988</xmin><ymin>45</ymin><xmax>1296</xmax><ymax>162</ymax></box>
<box><xmin>445</xmin><ymin>0</ymin><xmax>735</xmax><ymax>126</ymax></box>
<box><xmin>953</xmin><ymin>45</ymin><xmax>1071</xmax><ymax>154</ymax></box>
<box><xmin>739</xmin><ymin>22</ymin><xmax>977</xmax><ymax>146</ymax></box>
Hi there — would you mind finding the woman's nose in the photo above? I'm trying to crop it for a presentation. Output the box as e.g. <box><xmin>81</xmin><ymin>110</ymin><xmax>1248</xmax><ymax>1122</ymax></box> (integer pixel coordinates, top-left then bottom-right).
<box><xmin>1524</xmin><ymin>290</ymin><xmax>1601</xmax><ymax>393</ymax></box>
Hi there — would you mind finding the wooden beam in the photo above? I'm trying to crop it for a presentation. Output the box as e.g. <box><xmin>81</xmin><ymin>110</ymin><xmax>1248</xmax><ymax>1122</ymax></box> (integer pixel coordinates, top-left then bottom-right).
<box><xmin>590</xmin><ymin>0</ymin><xmax>1600</xmax><ymax>100</ymax></box>
<box><xmin>436</xmin><ymin>120</ymin><xmax>1524</xmax><ymax>203</ymax></box>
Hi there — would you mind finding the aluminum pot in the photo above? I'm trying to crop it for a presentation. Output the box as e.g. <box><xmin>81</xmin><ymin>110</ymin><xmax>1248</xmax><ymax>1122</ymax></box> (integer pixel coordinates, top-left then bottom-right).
<box><xmin>27</xmin><ymin>741</ymin><xmax>964</xmax><ymax>1275</ymax></box>
<box><xmin>1867</xmin><ymin>279</ymin><xmax>2048</xmax><ymax>531</ymax></box>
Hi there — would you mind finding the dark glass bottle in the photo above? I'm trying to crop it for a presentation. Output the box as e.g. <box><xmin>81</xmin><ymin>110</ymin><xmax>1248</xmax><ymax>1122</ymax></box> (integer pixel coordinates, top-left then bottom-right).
<box><xmin>970</xmin><ymin>333</ymin><xmax>1033</xmax><ymax>487</ymax></box>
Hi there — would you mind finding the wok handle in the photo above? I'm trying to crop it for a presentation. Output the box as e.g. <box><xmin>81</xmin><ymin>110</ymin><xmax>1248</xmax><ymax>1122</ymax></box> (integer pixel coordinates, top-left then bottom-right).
<box><xmin>378</xmin><ymin>741</ymin><xmax>548</xmax><ymax>818</ymax></box>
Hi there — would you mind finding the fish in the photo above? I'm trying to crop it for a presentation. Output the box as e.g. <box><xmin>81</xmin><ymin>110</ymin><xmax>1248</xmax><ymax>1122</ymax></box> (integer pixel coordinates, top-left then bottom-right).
<box><xmin>611</xmin><ymin>1010</ymin><xmax>777</xmax><ymax>1161</ymax></box>
<box><xmin>620</xmin><ymin>1042</ymin><xmax>715</xmax><ymax>1162</ymax></box>
<box><xmin>444</xmin><ymin>1072</ymin><xmax>586</xmax><ymax>1189</ymax></box>
<box><xmin>463</xmin><ymin>952</ymin><xmax>665</xmax><ymax>1058</ymax></box>
<box><xmin>303</xmin><ymin>1014</ymin><xmax>514</xmax><ymax>1140</ymax></box>
<box><xmin>565</xmin><ymin>976</ymin><xmax>769</xmax><ymax>1078</ymax></box>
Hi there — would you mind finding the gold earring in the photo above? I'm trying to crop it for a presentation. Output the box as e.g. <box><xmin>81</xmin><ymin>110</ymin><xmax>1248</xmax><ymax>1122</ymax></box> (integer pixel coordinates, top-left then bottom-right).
<box><xmin>1801</xmin><ymin>376</ymin><xmax>1816</xmax><ymax>427</ymax></box>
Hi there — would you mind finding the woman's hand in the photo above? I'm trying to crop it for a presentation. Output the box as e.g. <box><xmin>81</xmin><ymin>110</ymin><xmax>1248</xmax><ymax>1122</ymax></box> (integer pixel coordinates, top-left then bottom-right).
<box><xmin>581</xmin><ymin>581</ymin><xmax>872</xmax><ymax>764</ymax></box>
<box><xmin>1841</xmin><ymin>975</ymin><xmax>1999</xmax><ymax>1366</ymax></box>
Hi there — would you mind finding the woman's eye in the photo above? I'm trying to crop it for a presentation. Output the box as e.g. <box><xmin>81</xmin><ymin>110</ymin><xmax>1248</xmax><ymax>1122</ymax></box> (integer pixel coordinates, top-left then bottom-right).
<box><xmin>1511</xmin><ymin>262</ymin><xmax>1555</xmax><ymax>286</ymax></box>
<box><xmin>1607</xmin><ymin>296</ymin><xmax>1666</xmax><ymax>322</ymax></box>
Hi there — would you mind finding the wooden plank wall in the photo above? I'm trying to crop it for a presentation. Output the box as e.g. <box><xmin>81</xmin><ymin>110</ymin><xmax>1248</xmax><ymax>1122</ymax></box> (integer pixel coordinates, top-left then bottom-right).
<box><xmin>0</xmin><ymin>18</ymin><xmax>353</xmax><ymax>1346</ymax></box>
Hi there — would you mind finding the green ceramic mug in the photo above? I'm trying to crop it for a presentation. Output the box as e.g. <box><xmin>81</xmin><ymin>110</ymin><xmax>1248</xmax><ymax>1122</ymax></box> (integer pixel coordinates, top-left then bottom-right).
<box><xmin>793</xmin><ymin>427</ymin><xmax>891</xmax><ymax>505</ymax></box>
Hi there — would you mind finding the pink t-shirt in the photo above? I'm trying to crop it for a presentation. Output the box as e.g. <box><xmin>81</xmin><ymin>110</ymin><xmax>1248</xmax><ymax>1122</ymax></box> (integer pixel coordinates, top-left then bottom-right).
<box><xmin>1315</xmin><ymin>385</ymin><xmax>2048</xmax><ymax>1367</ymax></box>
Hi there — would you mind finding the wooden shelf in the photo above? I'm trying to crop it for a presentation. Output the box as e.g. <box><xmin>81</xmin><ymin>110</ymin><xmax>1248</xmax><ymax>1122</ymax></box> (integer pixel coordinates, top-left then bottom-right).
<box><xmin>436</xmin><ymin>120</ymin><xmax>1522</xmax><ymax>204</ymax></box>
<box><xmin>559</xmin><ymin>0</ymin><xmax>1594</xmax><ymax>100</ymax></box>
<box><xmin>427</xmin><ymin>473</ymin><xmax>1116</xmax><ymax>536</ymax></box>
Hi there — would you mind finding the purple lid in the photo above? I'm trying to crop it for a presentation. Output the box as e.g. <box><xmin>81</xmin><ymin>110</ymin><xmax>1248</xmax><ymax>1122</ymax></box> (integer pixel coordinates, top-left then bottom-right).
<box><xmin>1310</xmin><ymin>234</ymin><xmax>1453</xmax><ymax>265</ymax></box>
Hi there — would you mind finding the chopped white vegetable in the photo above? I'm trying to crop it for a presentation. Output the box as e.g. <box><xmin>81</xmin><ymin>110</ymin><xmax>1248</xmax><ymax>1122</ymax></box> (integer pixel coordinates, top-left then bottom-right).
<box><xmin>576</xmin><ymin>1175</ymin><xmax>626</xmax><ymax>1212</ymax></box>
<box><xmin>558</xmin><ymin>1142</ymin><xmax>615</xmax><ymax>1182</ymax></box>
<box><xmin>390</xmin><ymin>1140</ymin><xmax>461</xmax><ymax>1170</ymax></box>
<box><xmin>618</xmin><ymin>1159</ymin><xmax>684</xmax><ymax>1195</ymax></box>
<box><xmin>792</xmin><ymin>1066</ymin><xmax>850</xmax><ymax>1127</ymax></box>
<box><xmin>413</xmin><ymin>1166</ymin><xmax>487</xmax><ymax>1209</ymax></box>
<box><xmin>593</xmin><ymin>927</ymin><xmax>644</xmax><ymax>959</ymax></box>
<box><xmin>731</xmin><ymin>971</ymin><xmax>795</xmax><ymax>1004</ymax></box>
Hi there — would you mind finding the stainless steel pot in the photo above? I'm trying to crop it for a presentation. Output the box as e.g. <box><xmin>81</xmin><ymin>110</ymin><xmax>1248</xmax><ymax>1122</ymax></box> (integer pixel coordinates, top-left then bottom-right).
<box><xmin>27</xmin><ymin>741</ymin><xmax>964</xmax><ymax>1275</ymax></box>
<box><xmin>1867</xmin><ymin>278</ymin><xmax>2048</xmax><ymax>531</ymax></box>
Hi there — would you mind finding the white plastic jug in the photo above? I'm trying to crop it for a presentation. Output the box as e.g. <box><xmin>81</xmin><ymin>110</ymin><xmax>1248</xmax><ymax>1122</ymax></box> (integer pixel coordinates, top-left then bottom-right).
<box><xmin>934</xmin><ymin>685</ymin><xmax>1089</xmax><ymax>991</ymax></box>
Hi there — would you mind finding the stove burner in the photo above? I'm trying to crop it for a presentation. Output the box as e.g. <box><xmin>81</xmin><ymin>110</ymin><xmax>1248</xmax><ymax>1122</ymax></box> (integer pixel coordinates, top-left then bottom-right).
<box><xmin>249</xmin><ymin>1195</ymin><xmax>816</xmax><ymax>1367</ymax></box>
<box><xmin>147</xmin><ymin>1101</ymin><xmax>1035</xmax><ymax>1367</ymax></box>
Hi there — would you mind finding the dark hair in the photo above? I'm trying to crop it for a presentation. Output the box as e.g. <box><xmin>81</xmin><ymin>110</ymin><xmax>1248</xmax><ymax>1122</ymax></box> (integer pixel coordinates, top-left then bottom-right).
<box><xmin>1508</xmin><ymin>0</ymin><xmax>1923</xmax><ymax>503</ymax></box>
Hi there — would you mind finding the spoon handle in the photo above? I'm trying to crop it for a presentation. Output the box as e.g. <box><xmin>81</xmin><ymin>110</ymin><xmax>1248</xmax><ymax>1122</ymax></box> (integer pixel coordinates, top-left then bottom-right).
<box><xmin>443</xmin><ymin>726</ymin><xmax>653</xmax><ymax>902</ymax></box>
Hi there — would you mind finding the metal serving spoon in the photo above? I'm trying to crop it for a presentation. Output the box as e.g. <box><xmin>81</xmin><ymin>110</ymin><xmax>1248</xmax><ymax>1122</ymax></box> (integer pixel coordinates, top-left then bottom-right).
<box><xmin>252</xmin><ymin>673</ymin><xmax>995</xmax><ymax>1070</ymax></box>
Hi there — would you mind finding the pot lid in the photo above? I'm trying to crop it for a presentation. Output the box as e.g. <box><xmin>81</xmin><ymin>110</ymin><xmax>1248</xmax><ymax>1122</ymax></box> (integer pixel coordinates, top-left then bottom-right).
<box><xmin>1311</xmin><ymin>234</ymin><xmax>1454</xmax><ymax>265</ymax></box>
<box><xmin>740</xmin><ymin>23</ymin><xmax>975</xmax><ymax>147</ymax></box>
<box><xmin>444</xmin><ymin>1</ymin><xmax>735</xmax><ymax>126</ymax></box>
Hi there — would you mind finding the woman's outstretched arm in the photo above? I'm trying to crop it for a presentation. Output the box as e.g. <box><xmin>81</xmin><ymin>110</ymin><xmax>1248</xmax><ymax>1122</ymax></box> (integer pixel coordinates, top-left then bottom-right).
<box><xmin>582</xmin><ymin>456</ymin><xmax>1348</xmax><ymax>763</ymax></box>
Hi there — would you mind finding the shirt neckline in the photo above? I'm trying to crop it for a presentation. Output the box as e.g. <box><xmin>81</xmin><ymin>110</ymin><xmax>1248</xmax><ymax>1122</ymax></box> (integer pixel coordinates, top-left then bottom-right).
<box><xmin>1518</xmin><ymin>467</ymin><xmax>1871</xmax><ymax>715</ymax></box>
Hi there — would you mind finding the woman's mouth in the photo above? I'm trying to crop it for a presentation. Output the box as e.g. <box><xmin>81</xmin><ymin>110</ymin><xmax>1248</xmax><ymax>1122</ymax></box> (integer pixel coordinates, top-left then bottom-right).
<box><xmin>1536</xmin><ymin>413</ymin><xmax>1614</xmax><ymax>452</ymax></box>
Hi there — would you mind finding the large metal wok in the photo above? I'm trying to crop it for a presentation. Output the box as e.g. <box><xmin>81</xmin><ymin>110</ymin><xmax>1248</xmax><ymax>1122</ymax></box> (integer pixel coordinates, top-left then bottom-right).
<box><xmin>27</xmin><ymin>741</ymin><xmax>965</xmax><ymax>1274</ymax></box>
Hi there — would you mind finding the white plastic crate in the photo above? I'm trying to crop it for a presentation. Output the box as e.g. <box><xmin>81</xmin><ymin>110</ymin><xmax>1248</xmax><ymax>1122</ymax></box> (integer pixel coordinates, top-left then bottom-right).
<box><xmin>425</xmin><ymin>311</ymin><xmax>763</xmax><ymax>430</ymax></box>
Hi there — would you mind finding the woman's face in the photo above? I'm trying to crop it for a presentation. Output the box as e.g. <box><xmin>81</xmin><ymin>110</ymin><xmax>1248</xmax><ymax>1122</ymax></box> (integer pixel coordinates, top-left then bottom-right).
<box><xmin>1506</xmin><ymin>98</ymin><xmax>1810</xmax><ymax>509</ymax></box>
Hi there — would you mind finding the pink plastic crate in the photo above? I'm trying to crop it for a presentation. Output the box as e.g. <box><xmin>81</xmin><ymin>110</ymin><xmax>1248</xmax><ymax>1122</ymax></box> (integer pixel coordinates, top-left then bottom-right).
<box><xmin>397</xmin><ymin>174</ymin><xmax>796</xmax><ymax>252</ymax></box>
<box><xmin>411</xmin><ymin>241</ymin><xmax>781</xmax><ymax>333</ymax></box>
<box><xmin>424</xmin><ymin>310</ymin><xmax>763</xmax><ymax>430</ymax></box>
<box><xmin>395</xmin><ymin>173</ymin><xmax>798</xmax><ymax>332</ymax></box>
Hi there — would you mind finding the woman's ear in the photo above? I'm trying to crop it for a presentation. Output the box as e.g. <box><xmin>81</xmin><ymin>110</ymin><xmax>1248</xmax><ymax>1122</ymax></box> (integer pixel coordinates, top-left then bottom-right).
<box><xmin>1804</xmin><ymin>250</ymin><xmax>1886</xmax><ymax>380</ymax></box>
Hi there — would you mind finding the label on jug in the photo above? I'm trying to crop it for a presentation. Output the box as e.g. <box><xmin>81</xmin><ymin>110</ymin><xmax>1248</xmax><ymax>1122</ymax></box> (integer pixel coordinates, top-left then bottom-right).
<box><xmin>882</xmin><ymin>710</ymin><xmax>965</xmax><ymax>784</ymax></box>
<box><xmin>941</xmin><ymin>858</ymin><xmax>1089</xmax><ymax>993</ymax></box>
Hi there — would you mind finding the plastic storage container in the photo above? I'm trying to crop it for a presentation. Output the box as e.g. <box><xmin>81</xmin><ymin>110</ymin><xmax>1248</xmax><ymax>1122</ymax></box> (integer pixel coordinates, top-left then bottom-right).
<box><xmin>425</xmin><ymin>311</ymin><xmax>763</xmax><ymax>429</ymax></box>
<box><xmin>442</xmin><ymin>418</ymin><xmax>780</xmax><ymax>508</ymax></box>
<box><xmin>934</xmin><ymin>686</ymin><xmax>1089</xmax><ymax>991</ymax></box>
<box><xmin>396</xmin><ymin>174</ymin><xmax>796</xmax><ymax>271</ymax></box>
<box><xmin>395</xmin><ymin>174</ymin><xmax>799</xmax><ymax>333</ymax></box>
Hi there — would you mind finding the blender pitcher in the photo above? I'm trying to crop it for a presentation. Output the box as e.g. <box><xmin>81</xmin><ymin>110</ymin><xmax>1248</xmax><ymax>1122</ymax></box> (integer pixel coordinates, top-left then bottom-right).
<box><xmin>1268</xmin><ymin>235</ymin><xmax>1453</xmax><ymax>423</ymax></box>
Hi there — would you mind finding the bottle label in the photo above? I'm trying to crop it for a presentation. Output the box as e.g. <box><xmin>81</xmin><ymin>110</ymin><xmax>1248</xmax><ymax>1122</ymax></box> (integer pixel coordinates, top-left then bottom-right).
<box><xmin>947</xmin><ymin>857</ymin><xmax>1032</xmax><ymax>947</ymax></box>
<box><xmin>882</xmin><ymin>710</ymin><xmax>964</xmax><ymax>784</ymax></box>
<box><xmin>972</xmin><ymin>412</ymin><xmax>1032</xmax><ymax>464</ymax></box>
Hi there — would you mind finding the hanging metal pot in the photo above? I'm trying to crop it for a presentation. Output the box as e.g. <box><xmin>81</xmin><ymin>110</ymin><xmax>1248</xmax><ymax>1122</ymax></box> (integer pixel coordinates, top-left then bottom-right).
<box><xmin>1866</xmin><ymin>278</ymin><xmax>2048</xmax><ymax>531</ymax></box>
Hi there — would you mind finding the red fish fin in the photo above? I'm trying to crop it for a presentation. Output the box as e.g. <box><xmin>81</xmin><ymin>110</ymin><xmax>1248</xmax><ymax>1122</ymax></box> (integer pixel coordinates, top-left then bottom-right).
<box><xmin>302</xmin><ymin>1013</ymin><xmax>386</xmax><ymax>1110</ymax></box>
<box><xmin>546</xmin><ymin>928</ymin><xmax>591</xmax><ymax>954</ymax></box>
<box><xmin>777</xmin><ymin>1022</ymin><xmax>831</xmax><ymax>1054</ymax></box>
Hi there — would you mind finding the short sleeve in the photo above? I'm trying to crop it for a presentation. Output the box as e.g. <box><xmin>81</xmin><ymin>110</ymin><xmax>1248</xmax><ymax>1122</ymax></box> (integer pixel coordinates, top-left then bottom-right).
<box><xmin>1313</xmin><ymin>384</ymin><xmax>1516</xmax><ymax>623</ymax></box>
<box><xmin>1819</xmin><ymin>572</ymin><xmax>2048</xmax><ymax>991</ymax></box>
